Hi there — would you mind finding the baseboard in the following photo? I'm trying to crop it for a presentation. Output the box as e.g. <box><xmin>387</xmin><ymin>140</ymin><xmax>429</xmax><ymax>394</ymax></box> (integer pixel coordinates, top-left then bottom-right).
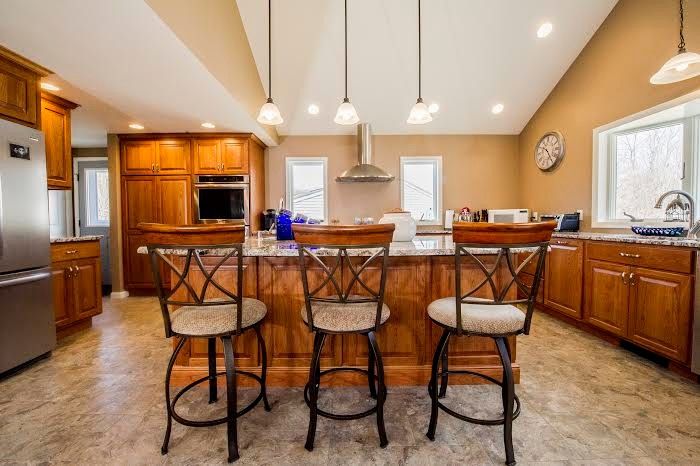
<box><xmin>110</xmin><ymin>290</ymin><xmax>130</xmax><ymax>299</ymax></box>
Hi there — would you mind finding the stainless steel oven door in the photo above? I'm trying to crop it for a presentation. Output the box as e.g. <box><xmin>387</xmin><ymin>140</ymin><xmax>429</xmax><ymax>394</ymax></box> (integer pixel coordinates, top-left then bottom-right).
<box><xmin>193</xmin><ymin>183</ymin><xmax>249</xmax><ymax>225</ymax></box>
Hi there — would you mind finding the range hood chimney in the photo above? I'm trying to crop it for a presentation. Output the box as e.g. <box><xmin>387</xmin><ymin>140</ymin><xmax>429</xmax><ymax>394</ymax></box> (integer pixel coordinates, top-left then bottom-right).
<box><xmin>336</xmin><ymin>123</ymin><xmax>395</xmax><ymax>182</ymax></box>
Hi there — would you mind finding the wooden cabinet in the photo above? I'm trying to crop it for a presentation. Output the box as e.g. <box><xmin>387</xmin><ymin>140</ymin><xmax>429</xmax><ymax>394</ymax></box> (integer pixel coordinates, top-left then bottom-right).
<box><xmin>121</xmin><ymin>140</ymin><xmax>156</xmax><ymax>175</ymax></box>
<box><xmin>221</xmin><ymin>139</ymin><xmax>248</xmax><ymax>173</ymax></box>
<box><xmin>156</xmin><ymin>139</ymin><xmax>190</xmax><ymax>174</ymax></box>
<box><xmin>50</xmin><ymin>241</ymin><xmax>102</xmax><ymax>338</ymax></box>
<box><xmin>545</xmin><ymin>239</ymin><xmax>584</xmax><ymax>319</ymax></box>
<box><xmin>192</xmin><ymin>139</ymin><xmax>221</xmax><ymax>173</ymax></box>
<box><xmin>584</xmin><ymin>260</ymin><xmax>630</xmax><ymax>337</ymax></box>
<box><xmin>0</xmin><ymin>46</ymin><xmax>49</xmax><ymax>129</ymax></box>
<box><xmin>121</xmin><ymin>139</ymin><xmax>190</xmax><ymax>175</ymax></box>
<box><xmin>41</xmin><ymin>93</ymin><xmax>78</xmax><ymax>189</ymax></box>
<box><xmin>193</xmin><ymin>138</ymin><xmax>249</xmax><ymax>174</ymax></box>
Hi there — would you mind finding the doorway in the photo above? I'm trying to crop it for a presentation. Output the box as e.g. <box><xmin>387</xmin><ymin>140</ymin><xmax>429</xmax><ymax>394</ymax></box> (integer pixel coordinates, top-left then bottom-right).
<box><xmin>74</xmin><ymin>158</ymin><xmax>111</xmax><ymax>291</ymax></box>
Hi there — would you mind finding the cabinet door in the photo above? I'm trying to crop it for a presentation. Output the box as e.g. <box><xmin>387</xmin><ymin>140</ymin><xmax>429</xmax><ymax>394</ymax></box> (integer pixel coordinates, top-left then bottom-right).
<box><xmin>121</xmin><ymin>140</ymin><xmax>156</xmax><ymax>175</ymax></box>
<box><xmin>192</xmin><ymin>139</ymin><xmax>221</xmax><ymax>174</ymax></box>
<box><xmin>156</xmin><ymin>139</ymin><xmax>190</xmax><ymax>175</ymax></box>
<box><xmin>0</xmin><ymin>55</ymin><xmax>39</xmax><ymax>127</ymax></box>
<box><xmin>220</xmin><ymin>139</ymin><xmax>248</xmax><ymax>173</ymax></box>
<box><xmin>628</xmin><ymin>267</ymin><xmax>692</xmax><ymax>362</ymax></box>
<box><xmin>42</xmin><ymin>98</ymin><xmax>72</xmax><ymax>189</ymax></box>
<box><xmin>584</xmin><ymin>260</ymin><xmax>630</xmax><ymax>336</ymax></box>
<box><xmin>72</xmin><ymin>258</ymin><xmax>102</xmax><ymax>320</ymax></box>
<box><xmin>122</xmin><ymin>177</ymin><xmax>157</xmax><ymax>233</ymax></box>
<box><xmin>125</xmin><ymin>234</ymin><xmax>155</xmax><ymax>288</ymax></box>
<box><xmin>51</xmin><ymin>264</ymin><xmax>73</xmax><ymax>328</ymax></box>
<box><xmin>545</xmin><ymin>239</ymin><xmax>584</xmax><ymax>319</ymax></box>
<box><xmin>157</xmin><ymin>176</ymin><xmax>191</xmax><ymax>225</ymax></box>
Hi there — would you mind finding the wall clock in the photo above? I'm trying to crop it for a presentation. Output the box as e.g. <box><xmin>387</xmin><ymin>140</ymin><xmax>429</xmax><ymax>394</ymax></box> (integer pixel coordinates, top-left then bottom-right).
<box><xmin>534</xmin><ymin>131</ymin><xmax>565</xmax><ymax>172</ymax></box>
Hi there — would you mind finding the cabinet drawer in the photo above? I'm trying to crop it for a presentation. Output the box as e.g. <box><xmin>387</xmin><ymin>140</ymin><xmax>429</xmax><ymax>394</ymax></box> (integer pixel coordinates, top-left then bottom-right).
<box><xmin>51</xmin><ymin>241</ymin><xmax>100</xmax><ymax>262</ymax></box>
<box><xmin>585</xmin><ymin>241</ymin><xmax>693</xmax><ymax>274</ymax></box>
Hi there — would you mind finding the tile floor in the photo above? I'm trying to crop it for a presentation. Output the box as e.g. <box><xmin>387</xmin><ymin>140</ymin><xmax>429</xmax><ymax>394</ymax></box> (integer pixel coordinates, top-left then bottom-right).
<box><xmin>0</xmin><ymin>296</ymin><xmax>699</xmax><ymax>465</ymax></box>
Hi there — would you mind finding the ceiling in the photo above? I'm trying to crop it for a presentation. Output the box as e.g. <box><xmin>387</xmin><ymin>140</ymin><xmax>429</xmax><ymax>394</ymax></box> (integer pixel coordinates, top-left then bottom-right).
<box><xmin>237</xmin><ymin>0</ymin><xmax>618</xmax><ymax>135</ymax></box>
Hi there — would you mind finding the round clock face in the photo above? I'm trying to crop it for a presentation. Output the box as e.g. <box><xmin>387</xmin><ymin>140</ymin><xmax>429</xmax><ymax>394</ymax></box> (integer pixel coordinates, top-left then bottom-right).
<box><xmin>534</xmin><ymin>131</ymin><xmax>565</xmax><ymax>172</ymax></box>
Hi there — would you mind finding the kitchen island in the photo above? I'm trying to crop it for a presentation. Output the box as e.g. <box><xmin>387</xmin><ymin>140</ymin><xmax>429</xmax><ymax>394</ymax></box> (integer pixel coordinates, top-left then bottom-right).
<box><xmin>139</xmin><ymin>236</ymin><xmax>532</xmax><ymax>387</ymax></box>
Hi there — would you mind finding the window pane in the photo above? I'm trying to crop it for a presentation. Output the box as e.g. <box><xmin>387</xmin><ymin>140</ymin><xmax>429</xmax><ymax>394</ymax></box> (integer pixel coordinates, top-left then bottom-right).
<box><xmin>289</xmin><ymin>160</ymin><xmax>325</xmax><ymax>221</ymax></box>
<box><xmin>402</xmin><ymin>160</ymin><xmax>437</xmax><ymax>221</ymax></box>
<box><xmin>85</xmin><ymin>168</ymin><xmax>110</xmax><ymax>227</ymax></box>
<box><xmin>614</xmin><ymin>124</ymin><xmax>683</xmax><ymax>220</ymax></box>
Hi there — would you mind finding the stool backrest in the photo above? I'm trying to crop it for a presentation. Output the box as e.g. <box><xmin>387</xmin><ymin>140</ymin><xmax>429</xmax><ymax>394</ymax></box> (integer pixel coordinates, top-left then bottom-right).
<box><xmin>451</xmin><ymin>221</ymin><xmax>556</xmax><ymax>335</ymax></box>
<box><xmin>292</xmin><ymin>224</ymin><xmax>395</xmax><ymax>332</ymax></box>
<box><xmin>138</xmin><ymin>223</ymin><xmax>246</xmax><ymax>337</ymax></box>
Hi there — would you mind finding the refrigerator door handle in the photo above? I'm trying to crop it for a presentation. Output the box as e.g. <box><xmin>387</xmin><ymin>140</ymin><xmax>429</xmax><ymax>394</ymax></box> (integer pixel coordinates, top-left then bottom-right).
<box><xmin>0</xmin><ymin>271</ymin><xmax>50</xmax><ymax>289</ymax></box>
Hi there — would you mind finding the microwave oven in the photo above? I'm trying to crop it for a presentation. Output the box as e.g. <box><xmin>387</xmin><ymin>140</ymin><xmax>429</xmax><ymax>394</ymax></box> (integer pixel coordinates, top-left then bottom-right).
<box><xmin>487</xmin><ymin>209</ymin><xmax>530</xmax><ymax>223</ymax></box>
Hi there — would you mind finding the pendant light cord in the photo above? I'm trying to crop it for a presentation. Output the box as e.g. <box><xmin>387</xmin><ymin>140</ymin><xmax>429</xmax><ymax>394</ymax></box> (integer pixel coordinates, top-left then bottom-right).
<box><xmin>679</xmin><ymin>0</ymin><xmax>686</xmax><ymax>53</ymax></box>
<box><xmin>418</xmin><ymin>0</ymin><xmax>422</xmax><ymax>101</ymax></box>
<box><xmin>267</xmin><ymin>0</ymin><xmax>273</xmax><ymax>100</ymax></box>
<box><xmin>344</xmin><ymin>0</ymin><xmax>348</xmax><ymax>100</ymax></box>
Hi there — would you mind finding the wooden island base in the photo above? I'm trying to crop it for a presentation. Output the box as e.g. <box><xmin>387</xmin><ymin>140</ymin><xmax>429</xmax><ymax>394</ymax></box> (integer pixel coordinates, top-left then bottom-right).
<box><xmin>167</xmin><ymin>252</ymin><xmax>520</xmax><ymax>388</ymax></box>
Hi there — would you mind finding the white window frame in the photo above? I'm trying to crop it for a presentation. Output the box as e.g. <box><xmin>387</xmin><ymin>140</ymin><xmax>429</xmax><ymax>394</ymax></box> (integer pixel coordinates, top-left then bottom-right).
<box><xmin>285</xmin><ymin>157</ymin><xmax>328</xmax><ymax>222</ymax></box>
<box><xmin>592</xmin><ymin>91</ymin><xmax>700</xmax><ymax>229</ymax></box>
<box><xmin>399</xmin><ymin>156</ymin><xmax>443</xmax><ymax>225</ymax></box>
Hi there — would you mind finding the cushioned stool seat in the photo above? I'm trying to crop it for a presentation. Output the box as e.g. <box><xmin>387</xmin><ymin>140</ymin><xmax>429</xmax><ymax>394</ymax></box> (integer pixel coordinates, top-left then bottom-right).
<box><xmin>427</xmin><ymin>297</ymin><xmax>524</xmax><ymax>335</ymax></box>
<box><xmin>300</xmin><ymin>295</ymin><xmax>390</xmax><ymax>332</ymax></box>
<box><xmin>171</xmin><ymin>298</ymin><xmax>267</xmax><ymax>336</ymax></box>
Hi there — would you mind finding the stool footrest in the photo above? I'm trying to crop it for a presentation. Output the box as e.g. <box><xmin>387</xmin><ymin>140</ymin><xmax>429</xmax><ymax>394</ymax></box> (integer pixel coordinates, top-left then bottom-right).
<box><xmin>303</xmin><ymin>367</ymin><xmax>386</xmax><ymax>421</ymax></box>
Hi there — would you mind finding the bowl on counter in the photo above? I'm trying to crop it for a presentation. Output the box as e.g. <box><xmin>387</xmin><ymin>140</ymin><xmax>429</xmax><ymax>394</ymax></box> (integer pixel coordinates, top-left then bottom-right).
<box><xmin>630</xmin><ymin>225</ymin><xmax>684</xmax><ymax>237</ymax></box>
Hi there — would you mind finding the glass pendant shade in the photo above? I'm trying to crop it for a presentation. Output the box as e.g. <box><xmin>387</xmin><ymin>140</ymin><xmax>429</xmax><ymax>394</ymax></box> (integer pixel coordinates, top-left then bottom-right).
<box><xmin>650</xmin><ymin>51</ymin><xmax>700</xmax><ymax>84</ymax></box>
<box><xmin>407</xmin><ymin>99</ymin><xmax>432</xmax><ymax>125</ymax></box>
<box><xmin>334</xmin><ymin>99</ymin><xmax>360</xmax><ymax>125</ymax></box>
<box><xmin>257</xmin><ymin>99</ymin><xmax>283</xmax><ymax>125</ymax></box>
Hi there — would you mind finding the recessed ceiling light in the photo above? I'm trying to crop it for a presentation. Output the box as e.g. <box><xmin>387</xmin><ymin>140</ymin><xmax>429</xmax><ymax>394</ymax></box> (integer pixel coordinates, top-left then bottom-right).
<box><xmin>428</xmin><ymin>102</ymin><xmax>440</xmax><ymax>114</ymax></box>
<box><xmin>307</xmin><ymin>104</ymin><xmax>320</xmax><ymax>115</ymax></box>
<box><xmin>128</xmin><ymin>123</ymin><xmax>145</xmax><ymax>130</ymax></box>
<box><xmin>491</xmin><ymin>103</ymin><xmax>504</xmax><ymax>114</ymax></box>
<box><xmin>201</xmin><ymin>122</ymin><xmax>216</xmax><ymax>129</ymax></box>
<box><xmin>537</xmin><ymin>22</ymin><xmax>553</xmax><ymax>38</ymax></box>
<box><xmin>40</xmin><ymin>82</ymin><xmax>60</xmax><ymax>91</ymax></box>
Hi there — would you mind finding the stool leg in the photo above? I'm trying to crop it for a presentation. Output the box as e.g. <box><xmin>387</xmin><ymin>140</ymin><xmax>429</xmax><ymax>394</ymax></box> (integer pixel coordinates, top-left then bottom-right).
<box><xmin>162</xmin><ymin>336</ymin><xmax>186</xmax><ymax>455</ymax></box>
<box><xmin>305</xmin><ymin>332</ymin><xmax>325</xmax><ymax>451</ymax></box>
<box><xmin>255</xmin><ymin>325</ymin><xmax>272</xmax><ymax>412</ymax></box>
<box><xmin>496</xmin><ymin>337</ymin><xmax>515</xmax><ymax>466</ymax></box>
<box><xmin>368</xmin><ymin>331</ymin><xmax>388</xmax><ymax>448</ymax></box>
<box><xmin>367</xmin><ymin>334</ymin><xmax>377</xmax><ymax>399</ymax></box>
<box><xmin>439</xmin><ymin>333</ymin><xmax>450</xmax><ymax>398</ymax></box>
<box><xmin>208</xmin><ymin>337</ymin><xmax>218</xmax><ymax>404</ymax></box>
<box><xmin>427</xmin><ymin>329</ymin><xmax>450</xmax><ymax>441</ymax></box>
<box><xmin>222</xmin><ymin>336</ymin><xmax>239</xmax><ymax>463</ymax></box>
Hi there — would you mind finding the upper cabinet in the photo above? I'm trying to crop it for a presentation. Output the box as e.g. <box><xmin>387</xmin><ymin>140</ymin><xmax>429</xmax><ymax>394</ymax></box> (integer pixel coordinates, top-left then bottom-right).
<box><xmin>41</xmin><ymin>92</ymin><xmax>78</xmax><ymax>189</ymax></box>
<box><xmin>121</xmin><ymin>139</ymin><xmax>190</xmax><ymax>175</ymax></box>
<box><xmin>0</xmin><ymin>46</ymin><xmax>50</xmax><ymax>129</ymax></box>
<box><xmin>193</xmin><ymin>138</ymin><xmax>249</xmax><ymax>174</ymax></box>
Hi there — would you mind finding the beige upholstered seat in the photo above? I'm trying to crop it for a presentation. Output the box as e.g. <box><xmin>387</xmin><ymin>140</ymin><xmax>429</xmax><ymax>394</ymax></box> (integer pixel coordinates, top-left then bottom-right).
<box><xmin>170</xmin><ymin>298</ymin><xmax>267</xmax><ymax>336</ymax></box>
<box><xmin>300</xmin><ymin>295</ymin><xmax>390</xmax><ymax>332</ymax></box>
<box><xmin>427</xmin><ymin>297</ymin><xmax>525</xmax><ymax>335</ymax></box>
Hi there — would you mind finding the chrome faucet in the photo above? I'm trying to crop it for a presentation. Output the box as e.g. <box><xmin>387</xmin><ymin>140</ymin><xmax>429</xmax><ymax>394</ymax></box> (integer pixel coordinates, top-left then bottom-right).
<box><xmin>654</xmin><ymin>190</ymin><xmax>700</xmax><ymax>238</ymax></box>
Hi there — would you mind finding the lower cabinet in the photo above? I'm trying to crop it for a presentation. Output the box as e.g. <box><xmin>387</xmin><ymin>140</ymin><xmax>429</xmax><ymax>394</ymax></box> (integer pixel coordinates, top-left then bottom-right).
<box><xmin>50</xmin><ymin>241</ymin><xmax>102</xmax><ymax>337</ymax></box>
<box><xmin>545</xmin><ymin>239</ymin><xmax>584</xmax><ymax>319</ymax></box>
<box><xmin>584</xmin><ymin>259</ymin><xmax>630</xmax><ymax>337</ymax></box>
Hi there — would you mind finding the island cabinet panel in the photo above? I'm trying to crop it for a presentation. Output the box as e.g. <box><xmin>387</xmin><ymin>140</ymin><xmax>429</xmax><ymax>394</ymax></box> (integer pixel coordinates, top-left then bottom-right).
<box><xmin>342</xmin><ymin>257</ymin><xmax>429</xmax><ymax>368</ymax></box>
<box><xmin>259</xmin><ymin>257</ymin><xmax>343</xmax><ymax>368</ymax></box>
<box><xmin>545</xmin><ymin>239</ymin><xmax>584</xmax><ymax>319</ymax></box>
<box><xmin>584</xmin><ymin>260</ymin><xmax>630</xmax><ymax>337</ymax></box>
<box><xmin>628</xmin><ymin>267</ymin><xmax>691</xmax><ymax>362</ymax></box>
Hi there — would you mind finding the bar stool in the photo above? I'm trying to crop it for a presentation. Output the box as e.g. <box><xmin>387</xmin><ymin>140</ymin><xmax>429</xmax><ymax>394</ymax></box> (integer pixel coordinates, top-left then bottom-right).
<box><xmin>139</xmin><ymin>223</ymin><xmax>271</xmax><ymax>463</ymax></box>
<box><xmin>292</xmin><ymin>223</ymin><xmax>395</xmax><ymax>451</ymax></box>
<box><xmin>425</xmin><ymin>222</ymin><xmax>555</xmax><ymax>466</ymax></box>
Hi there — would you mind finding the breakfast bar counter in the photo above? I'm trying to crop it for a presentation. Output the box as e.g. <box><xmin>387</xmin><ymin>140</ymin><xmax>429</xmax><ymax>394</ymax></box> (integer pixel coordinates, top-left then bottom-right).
<box><xmin>139</xmin><ymin>236</ymin><xmax>527</xmax><ymax>387</ymax></box>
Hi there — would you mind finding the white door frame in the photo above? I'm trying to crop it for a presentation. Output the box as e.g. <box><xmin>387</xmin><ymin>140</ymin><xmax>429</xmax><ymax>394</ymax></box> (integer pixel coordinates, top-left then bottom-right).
<box><xmin>73</xmin><ymin>157</ymin><xmax>108</xmax><ymax>236</ymax></box>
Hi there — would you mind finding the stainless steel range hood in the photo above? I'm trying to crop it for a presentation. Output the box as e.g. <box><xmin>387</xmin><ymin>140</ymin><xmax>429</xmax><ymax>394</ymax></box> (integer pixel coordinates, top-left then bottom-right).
<box><xmin>336</xmin><ymin>123</ymin><xmax>394</xmax><ymax>182</ymax></box>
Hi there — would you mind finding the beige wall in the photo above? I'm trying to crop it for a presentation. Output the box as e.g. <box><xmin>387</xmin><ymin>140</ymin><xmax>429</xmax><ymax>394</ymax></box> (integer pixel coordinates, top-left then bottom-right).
<box><xmin>266</xmin><ymin>135</ymin><xmax>520</xmax><ymax>225</ymax></box>
<box><xmin>518</xmin><ymin>0</ymin><xmax>700</xmax><ymax>230</ymax></box>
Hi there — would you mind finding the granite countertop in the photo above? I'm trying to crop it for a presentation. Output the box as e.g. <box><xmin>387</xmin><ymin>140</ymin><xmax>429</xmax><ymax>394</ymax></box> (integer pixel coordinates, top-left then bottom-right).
<box><xmin>137</xmin><ymin>235</ymin><xmax>536</xmax><ymax>257</ymax></box>
<box><xmin>552</xmin><ymin>231</ymin><xmax>700</xmax><ymax>248</ymax></box>
<box><xmin>50</xmin><ymin>235</ymin><xmax>103</xmax><ymax>244</ymax></box>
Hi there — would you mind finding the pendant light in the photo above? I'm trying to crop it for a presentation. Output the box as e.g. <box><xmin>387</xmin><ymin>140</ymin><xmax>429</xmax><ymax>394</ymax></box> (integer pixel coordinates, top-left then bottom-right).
<box><xmin>407</xmin><ymin>0</ymin><xmax>432</xmax><ymax>124</ymax></box>
<box><xmin>334</xmin><ymin>0</ymin><xmax>360</xmax><ymax>125</ymax></box>
<box><xmin>651</xmin><ymin>0</ymin><xmax>700</xmax><ymax>85</ymax></box>
<box><xmin>257</xmin><ymin>0</ymin><xmax>283</xmax><ymax>125</ymax></box>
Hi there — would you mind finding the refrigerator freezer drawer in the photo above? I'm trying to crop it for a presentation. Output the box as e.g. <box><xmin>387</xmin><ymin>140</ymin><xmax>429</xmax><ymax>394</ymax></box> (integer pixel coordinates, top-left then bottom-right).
<box><xmin>0</xmin><ymin>267</ymin><xmax>55</xmax><ymax>374</ymax></box>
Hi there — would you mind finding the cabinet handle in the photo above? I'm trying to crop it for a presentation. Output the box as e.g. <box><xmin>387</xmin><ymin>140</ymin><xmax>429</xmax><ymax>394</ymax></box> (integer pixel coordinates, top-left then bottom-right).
<box><xmin>151</xmin><ymin>163</ymin><xmax>156</xmax><ymax>173</ymax></box>
<box><xmin>621</xmin><ymin>271</ymin><xmax>628</xmax><ymax>285</ymax></box>
<box><xmin>65</xmin><ymin>250</ymin><xmax>78</xmax><ymax>255</ymax></box>
<box><xmin>629</xmin><ymin>272</ymin><xmax>635</xmax><ymax>286</ymax></box>
<box><xmin>619</xmin><ymin>252</ymin><xmax>641</xmax><ymax>258</ymax></box>
<box><xmin>554</xmin><ymin>240</ymin><xmax>569</xmax><ymax>245</ymax></box>
<box><xmin>155</xmin><ymin>164</ymin><xmax>160</xmax><ymax>172</ymax></box>
<box><xmin>67</xmin><ymin>266</ymin><xmax>74</xmax><ymax>277</ymax></box>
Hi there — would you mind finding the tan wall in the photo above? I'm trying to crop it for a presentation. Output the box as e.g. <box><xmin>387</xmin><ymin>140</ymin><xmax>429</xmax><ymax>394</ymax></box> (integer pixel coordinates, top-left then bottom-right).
<box><xmin>72</xmin><ymin>147</ymin><xmax>106</xmax><ymax>158</ymax></box>
<box><xmin>106</xmin><ymin>134</ymin><xmax>124</xmax><ymax>294</ymax></box>
<box><xmin>266</xmin><ymin>135</ymin><xmax>520</xmax><ymax>225</ymax></box>
<box><xmin>518</xmin><ymin>0</ymin><xmax>700</xmax><ymax>230</ymax></box>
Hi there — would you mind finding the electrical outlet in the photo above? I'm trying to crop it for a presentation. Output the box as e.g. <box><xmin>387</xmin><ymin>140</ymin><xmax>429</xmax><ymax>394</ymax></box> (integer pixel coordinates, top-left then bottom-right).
<box><xmin>576</xmin><ymin>209</ymin><xmax>584</xmax><ymax>219</ymax></box>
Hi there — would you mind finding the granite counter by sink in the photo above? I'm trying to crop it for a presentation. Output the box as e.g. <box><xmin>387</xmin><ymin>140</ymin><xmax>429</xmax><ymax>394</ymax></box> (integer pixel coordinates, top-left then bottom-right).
<box><xmin>50</xmin><ymin>235</ymin><xmax>103</xmax><ymax>244</ymax></box>
<box><xmin>552</xmin><ymin>231</ymin><xmax>700</xmax><ymax>248</ymax></box>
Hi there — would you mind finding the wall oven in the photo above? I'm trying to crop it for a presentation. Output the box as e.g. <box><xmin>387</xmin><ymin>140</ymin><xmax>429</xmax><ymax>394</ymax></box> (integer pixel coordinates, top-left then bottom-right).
<box><xmin>193</xmin><ymin>175</ymin><xmax>249</xmax><ymax>226</ymax></box>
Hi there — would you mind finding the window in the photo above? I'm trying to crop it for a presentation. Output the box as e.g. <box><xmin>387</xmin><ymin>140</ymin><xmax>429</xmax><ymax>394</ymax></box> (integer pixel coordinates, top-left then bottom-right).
<box><xmin>286</xmin><ymin>157</ymin><xmax>328</xmax><ymax>221</ymax></box>
<box><xmin>84</xmin><ymin>168</ymin><xmax>110</xmax><ymax>227</ymax></box>
<box><xmin>400</xmin><ymin>156</ymin><xmax>442</xmax><ymax>224</ymax></box>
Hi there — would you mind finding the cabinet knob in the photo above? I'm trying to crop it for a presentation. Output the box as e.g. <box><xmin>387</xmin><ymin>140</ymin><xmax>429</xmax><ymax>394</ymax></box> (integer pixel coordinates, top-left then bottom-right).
<box><xmin>554</xmin><ymin>240</ymin><xmax>569</xmax><ymax>245</ymax></box>
<box><xmin>151</xmin><ymin>163</ymin><xmax>156</xmax><ymax>173</ymax></box>
<box><xmin>621</xmin><ymin>271</ymin><xmax>628</xmax><ymax>285</ymax></box>
<box><xmin>155</xmin><ymin>164</ymin><xmax>160</xmax><ymax>172</ymax></box>
<box><xmin>629</xmin><ymin>272</ymin><xmax>635</xmax><ymax>285</ymax></box>
<box><xmin>65</xmin><ymin>250</ymin><xmax>78</xmax><ymax>255</ymax></box>
<box><xmin>619</xmin><ymin>252</ymin><xmax>641</xmax><ymax>258</ymax></box>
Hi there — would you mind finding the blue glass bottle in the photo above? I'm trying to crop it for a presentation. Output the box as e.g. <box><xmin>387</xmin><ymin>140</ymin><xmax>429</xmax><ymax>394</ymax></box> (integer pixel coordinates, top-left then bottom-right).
<box><xmin>276</xmin><ymin>209</ymin><xmax>294</xmax><ymax>241</ymax></box>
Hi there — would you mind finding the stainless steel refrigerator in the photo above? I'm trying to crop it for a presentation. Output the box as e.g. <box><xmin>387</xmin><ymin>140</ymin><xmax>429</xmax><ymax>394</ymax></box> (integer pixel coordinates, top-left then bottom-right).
<box><xmin>0</xmin><ymin>118</ymin><xmax>55</xmax><ymax>375</ymax></box>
